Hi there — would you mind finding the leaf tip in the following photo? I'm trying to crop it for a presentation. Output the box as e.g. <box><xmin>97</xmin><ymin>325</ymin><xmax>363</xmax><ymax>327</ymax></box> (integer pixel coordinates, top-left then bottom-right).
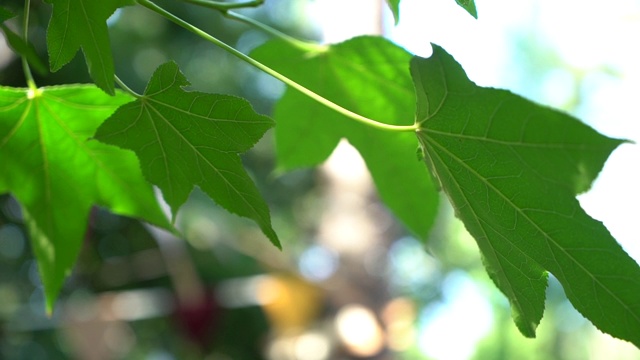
<box><xmin>264</xmin><ymin>228</ymin><xmax>282</xmax><ymax>250</ymax></box>
<box><xmin>45</xmin><ymin>300</ymin><xmax>55</xmax><ymax>318</ymax></box>
<box><xmin>455</xmin><ymin>0</ymin><xmax>478</xmax><ymax>18</ymax></box>
<box><xmin>143</xmin><ymin>61</ymin><xmax>190</xmax><ymax>95</ymax></box>
<box><xmin>384</xmin><ymin>0</ymin><xmax>400</xmax><ymax>25</ymax></box>
<box><xmin>98</xmin><ymin>82</ymin><xmax>116</xmax><ymax>96</ymax></box>
<box><xmin>512</xmin><ymin>312</ymin><xmax>539</xmax><ymax>338</ymax></box>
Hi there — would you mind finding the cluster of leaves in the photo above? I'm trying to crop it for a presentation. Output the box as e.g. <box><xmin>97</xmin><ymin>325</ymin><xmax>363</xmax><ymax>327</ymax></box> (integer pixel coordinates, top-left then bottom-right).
<box><xmin>1</xmin><ymin>0</ymin><xmax>639</xmax><ymax>349</ymax></box>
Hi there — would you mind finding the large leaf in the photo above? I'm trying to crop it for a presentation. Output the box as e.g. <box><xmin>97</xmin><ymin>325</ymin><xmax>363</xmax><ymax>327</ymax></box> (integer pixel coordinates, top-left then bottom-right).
<box><xmin>44</xmin><ymin>0</ymin><xmax>133</xmax><ymax>94</ymax></box>
<box><xmin>412</xmin><ymin>45</ymin><xmax>640</xmax><ymax>345</ymax></box>
<box><xmin>251</xmin><ymin>36</ymin><xmax>439</xmax><ymax>239</ymax></box>
<box><xmin>94</xmin><ymin>61</ymin><xmax>279</xmax><ymax>248</ymax></box>
<box><xmin>0</xmin><ymin>85</ymin><xmax>170</xmax><ymax>312</ymax></box>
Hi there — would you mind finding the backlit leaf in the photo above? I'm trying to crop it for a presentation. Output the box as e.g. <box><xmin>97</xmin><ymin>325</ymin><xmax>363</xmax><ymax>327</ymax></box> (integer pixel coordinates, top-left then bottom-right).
<box><xmin>455</xmin><ymin>0</ymin><xmax>477</xmax><ymax>18</ymax></box>
<box><xmin>44</xmin><ymin>0</ymin><xmax>133</xmax><ymax>94</ymax></box>
<box><xmin>412</xmin><ymin>45</ymin><xmax>640</xmax><ymax>345</ymax></box>
<box><xmin>0</xmin><ymin>85</ymin><xmax>171</xmax><ymax>312</ymax></box>
<box><xmin>251</xmin><ymin>36</ymin><xmax>439</xmax><ymax>240</ymax></box>
<box><xmin>386</xmin><ymin>0</ymin><xmax>401</xmax><ymax>24</ymax></box>
<box><xmin>95</xmin><ymin>61</ymin><xmax>279</xmax><ymax>248</ymax></box>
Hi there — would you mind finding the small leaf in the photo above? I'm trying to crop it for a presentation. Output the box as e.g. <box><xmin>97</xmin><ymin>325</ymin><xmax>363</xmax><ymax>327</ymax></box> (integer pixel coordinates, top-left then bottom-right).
<box><xmin>95</xmin><ymin>62</ymin><xmax>279</xmax><ymax>248</ymax></box>
<box><xmin>412</xmin><ymin>45</ymin><xmax>640</xmax><ymax>345</ymax></box>
<box><xmin>251</xmin><ymin>36</ymin><xmax>439</xmax><ymax>240</ymax></box>
<box><xmin>455</xmin><ymin>0</ymin><xmax>477</xmax><ymax>18</ymax></box>
<box><xmin>0</xmin><ymin>85</ymin><xmax>171</xmax><ymax>312</ymax></box>
<box><xmin>385</xmin><ymin>0</ymin><xmax>401</xmax><ymax>24</ymax></box>
<box><xmin>0</xmin><ymin>24</ymin><xmax>48</xmax><ymax>75</ymax></box>
<box><xmin>44</xmin><ymin>0</ymin><xmax>134</xmax><ymax>94</ymax></box>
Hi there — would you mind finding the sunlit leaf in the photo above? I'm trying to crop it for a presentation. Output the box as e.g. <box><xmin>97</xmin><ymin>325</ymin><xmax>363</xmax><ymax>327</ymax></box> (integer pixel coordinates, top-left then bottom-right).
<box><xmin>252</xmin><ymin>36</ymin><xmax>439</xmax><ymax>240</ymax></box>
<box><xmin>0</xmin><ymin>85</ymin><xmax>171</xmax><ymax>312</ymax></box>
<box><xmin>95</xmin><ymin>61</ymin><xmax>279</xmax><ymax>248</ymax></box>
<box><xmin>44</xmin><ymin>0</ymin><xmax>133</xmax><ymax>94</ymax></box>
<box><xmin>412</xmin><ymin>45</ymin><xmax>640</xmax><ymax>345</ymax></box>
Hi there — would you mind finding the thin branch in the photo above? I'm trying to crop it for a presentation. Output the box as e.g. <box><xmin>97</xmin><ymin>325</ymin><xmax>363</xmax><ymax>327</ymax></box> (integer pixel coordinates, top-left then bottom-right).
<box><xmin>223</xmin><ymin>10</ymin><xmax>326</xmax><ymax>52</ymax></box>
<box><xmin>114</xmin><ymin>76</ymin><xmax>142</xmax><ymax>98</ymax></box>
<box><xmin>136</xmin><ymin>0</ymin><xmax>418</xmax><ymax>133</ymax></box>
<box><xmin>180</xmin><ymin>0</ymin><xmax>264</xmax><ymax>10</ymax></box>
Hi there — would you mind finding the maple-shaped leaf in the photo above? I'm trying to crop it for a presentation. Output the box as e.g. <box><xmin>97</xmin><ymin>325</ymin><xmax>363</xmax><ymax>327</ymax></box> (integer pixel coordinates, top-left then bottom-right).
<box><xmin>0</xmin><ymin>85</ymin><xmax>171</xmax><ymax>312</ymax></box>
<box><xmin>251</xmin><ymin>36</ymin><xmax>439</xmax><ymax>239</ymax></box>
<box><xmin>94</xmin><ymin>61</ymin><xmax>279</xmax><ymax>248</ymax></box>
<box><xmin>44</xmin><ymin>0</ymin><xmax>134</xmax><ymax>94</ymax></box>
<box><xmin>412</xmin><ymin>45</ymin><xmax>640</xmax><ymax>345</ymax></box>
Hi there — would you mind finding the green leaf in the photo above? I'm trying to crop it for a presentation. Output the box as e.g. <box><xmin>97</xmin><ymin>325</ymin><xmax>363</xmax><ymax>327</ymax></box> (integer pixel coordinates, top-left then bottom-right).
<box><xmin>94</xmin><ymin>61</ymin><xmax>279</xmax><ymax>248</ymax></box>
<box><xmin>0</xmin><ymin>6</ymin><xmax>14</xmax><ymax>23</ymax></box>
<box><xmin>0</xmin><ymin>85</ymin><xmax>171</xmax><ymax>312</ymax></box>
<box><xmin>385</xmin><ymin>0</ymin><xmax>401</xmax><ymax>24</ymax></box>
<box><xmin>44</xmin><ymin>0</ymin><xmax>133</xmax><ymax>94</ymax></box>
<box><xmin>455</xmin><ymin>0</ymin><xmax>477</xmax><ymax>18</ymax></box>
<box><xmin>251</xmin><ymin>36</ymin><xmax>439</xmax><ymax>240</ymax></box>
<box><xmin>412</xmin><ymin>45</ymin><xmax>640</xmax><ymax>345</ymax></box>
<box><xmin>0</xmin><ymin>5</ymin><xmax>47</xmax><ymax>74</ymax></box>
<box><xmin>0</xmin><ymin>24</ymin><xmax>48</xmax><ymax>75</ymax></box>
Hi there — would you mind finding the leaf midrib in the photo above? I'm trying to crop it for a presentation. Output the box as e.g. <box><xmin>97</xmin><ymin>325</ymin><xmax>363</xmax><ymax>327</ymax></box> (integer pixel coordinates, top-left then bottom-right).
<box><xmin>425</xmin><ymin>134</ymin><xmax>640</xmax><ymax>327</ymax></box>
<box><xmin>79</xmin><ymin>0</ymin><xmax>110</xmax><ymax>88</ymax></box>
<box><xmin>34</xmin><ymin>96</ymin><xmax>55</xmax><ymax>239</ymax></box>
<box><xmin>143</xmin><ymin>102</ymin><xmax>269</xmax><ymax>225</ymax></box>
<box><xmin>425</xmin><ymin>138</ymin><xmax>543</xmax><ymax>328</ymax></box>
<box><xmin>424</xmin><ymin>129</ymin><xmax>607</xmax><ymax>150</ymax></box>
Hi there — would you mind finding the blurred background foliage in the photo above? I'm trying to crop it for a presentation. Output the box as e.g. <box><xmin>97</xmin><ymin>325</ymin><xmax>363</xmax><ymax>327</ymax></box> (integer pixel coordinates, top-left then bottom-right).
<box><xmin>1</xmin><ymin>0</ymin><xmax>639</xmax><ymax>359</ymax></box>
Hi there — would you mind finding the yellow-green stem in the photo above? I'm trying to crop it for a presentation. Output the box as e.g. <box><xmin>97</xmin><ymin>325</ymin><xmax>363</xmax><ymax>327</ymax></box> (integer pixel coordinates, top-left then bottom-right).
<box><xmin>114</xmin><ymin>75</ymin><xmax>142</xmax><ymax>98</ymax></box>
<box><xmin>22</xmin><ymin>0</ymin><xmax>36</xmax><ymax>91</ymax></box>
<box><xmin>223</xmin><ymin>11</ymin><xmax>325</xmax><ymax>53</ymax></box>
<box><xmin>136</xmin><ymin>0</ymin><xmax>418</xmax><ymax>133</ymax></box>
<box><xmin>180</xmin><ymin>0</ymin><xmax>263</xmax><ymax>10</ymax></box>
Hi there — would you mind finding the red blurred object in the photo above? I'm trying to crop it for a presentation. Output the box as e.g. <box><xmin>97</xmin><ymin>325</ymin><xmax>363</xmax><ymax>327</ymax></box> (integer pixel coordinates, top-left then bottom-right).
<box><xmin>173</xmin><ymin>290</ymin><xmax>222</xmax><ymax>349</ymax></box>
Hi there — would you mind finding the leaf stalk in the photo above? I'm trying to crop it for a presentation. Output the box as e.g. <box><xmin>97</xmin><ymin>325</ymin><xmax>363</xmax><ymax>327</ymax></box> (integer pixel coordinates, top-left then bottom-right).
<box><xmin>223</xmin><ymin>10</ymin><xmax>325</xmax><ymax>53</ymax></box>
<box><xmin>136</xmin><ymin>0</ymin><xmax>418</xmax><ymax>133</ymax></box>
<box><xmin>179</xmin><ymin>0</ymin><xmax>264</xmax><ymax>11</ymax></box>
<box><xmin>21</xmin><ymin>0</ymin><xmax>36</xmax><ymax>91</ymax></box>
<box><xmin>114</xmin><ymin>75</ymin><xmax>142</xmax><ymax>98</ymax></box>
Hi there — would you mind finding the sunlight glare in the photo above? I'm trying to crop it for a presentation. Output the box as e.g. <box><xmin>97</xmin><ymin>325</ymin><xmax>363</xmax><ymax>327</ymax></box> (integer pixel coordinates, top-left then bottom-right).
<box><xmin>335</xmin><ymin>304</ymin><xmax>385</xmax><ymax>357</ymax></box>
<box><xmin>417</xmin><ymin>271</ymin><xmax>493</xmax><ymax>360</ymax></box>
